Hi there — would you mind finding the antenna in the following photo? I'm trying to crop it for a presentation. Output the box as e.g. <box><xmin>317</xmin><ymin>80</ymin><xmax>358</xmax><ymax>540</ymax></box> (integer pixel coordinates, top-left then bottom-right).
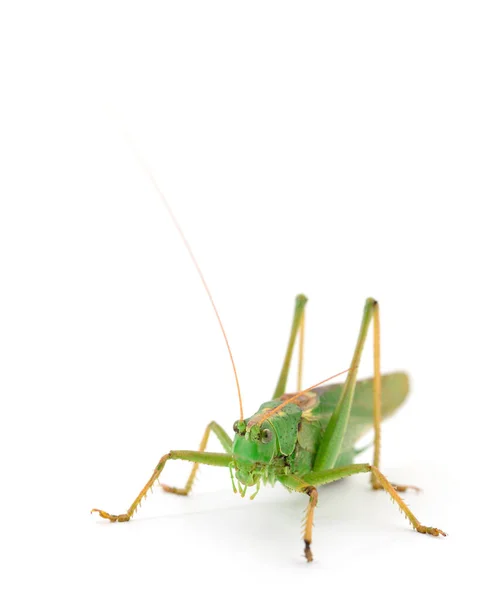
<box><xmin>129</xmin><ymin>143</ymin><xmax>244</xmax><ymax>420</ymax></box>
<box><xmin>255</xmin><ymin>368</ymin><xmax>350</xmax><ymax>426</ymax></box>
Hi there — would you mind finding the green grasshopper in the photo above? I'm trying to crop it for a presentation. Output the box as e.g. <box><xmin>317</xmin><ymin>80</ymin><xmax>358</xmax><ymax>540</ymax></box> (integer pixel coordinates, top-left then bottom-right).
<box><xmin>92</xmin><ymin>191</ymin><xmax>446</xmax><ymax>562</ymax></box>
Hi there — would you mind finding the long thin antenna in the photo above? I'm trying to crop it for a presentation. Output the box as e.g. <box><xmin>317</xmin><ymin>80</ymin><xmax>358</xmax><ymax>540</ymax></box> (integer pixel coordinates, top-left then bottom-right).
<box><xmin>129</xmin><ymin>143</ymin><xmax>244</xmax><ymax>420</ymax></box>
<box><xmin>256</xmin><ymin>368</ymin><xmax>350</xmax><ymax>426</ymax></box>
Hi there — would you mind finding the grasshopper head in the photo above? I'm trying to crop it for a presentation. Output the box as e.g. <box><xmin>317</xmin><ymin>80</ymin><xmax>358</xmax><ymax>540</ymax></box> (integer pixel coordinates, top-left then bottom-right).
<box><xmin>231</xmin><ymin>420</ymin><xmax>278</xmax><ymax>490</ymax></box>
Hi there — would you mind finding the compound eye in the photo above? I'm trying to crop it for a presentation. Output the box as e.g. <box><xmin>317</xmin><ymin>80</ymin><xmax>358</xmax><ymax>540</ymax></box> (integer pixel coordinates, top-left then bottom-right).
<box><xmin>233</xmin><ymin>420</ymin><xmax>246</xmax><ymax>435</ymax></box>
<box><xmin>261</xmin><ymin>428</ymin><xmax>272</xmax><ymax>443</ymax></box>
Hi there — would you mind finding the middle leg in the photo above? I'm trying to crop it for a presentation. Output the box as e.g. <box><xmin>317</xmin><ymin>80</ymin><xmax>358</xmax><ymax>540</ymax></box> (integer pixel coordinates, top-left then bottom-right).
<box><xmin>279</xmin><ymin>462</ymin><xmax>445</xmax><ymax>561</ymax></box>
<box><xmin>303</xmin><ymin>463</ymin><xmax>445</xmax><ymax>535</ymax></box>
<box><xmin>161</xmin><ymin>420</ymin><xmax>233</xmax><ymax>495</ymax></box>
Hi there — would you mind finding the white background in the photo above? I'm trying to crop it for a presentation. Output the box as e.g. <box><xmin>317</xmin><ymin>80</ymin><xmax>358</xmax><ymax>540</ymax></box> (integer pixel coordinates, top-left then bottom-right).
<box><xmin>1</xmin><ymin>2</ymin><xmax>479</xmax><ymax>598</ymax></box>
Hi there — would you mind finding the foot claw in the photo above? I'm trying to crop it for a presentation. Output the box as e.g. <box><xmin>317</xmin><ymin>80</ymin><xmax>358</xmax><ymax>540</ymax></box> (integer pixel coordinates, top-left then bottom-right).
<box><xmin>91</xmin><ymin>508</ymin><xmax>130</xmax><ymax>522</ymax></box>
<box><xmin>304</xmin><ymin>540</ymin><xmax>313</xmax><ymax>563</ymax></box>
<box><xmin>160</xmin><ymin>484</ymin><xmax>188</xmax><ymax>496</ymax></box>
<box><xmin>392</xmin><ymin>483</ymin><xmax>421</xmax><ymax>493</ymax></box>
<box><xmin>372</xmin><ymin>481</ymin><xmax>421</xmax><ymax>493</ymax></box>
<box><xmin>416</xmin><ymin>525</ymin><xmax>447</xmax><ymax>537</ymax></box>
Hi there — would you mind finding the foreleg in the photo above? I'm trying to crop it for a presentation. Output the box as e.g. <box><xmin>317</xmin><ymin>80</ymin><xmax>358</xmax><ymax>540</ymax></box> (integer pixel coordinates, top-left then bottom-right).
<box><xmin>92</xmin><ymin>449</ymin><xmax>231</xmax><ymax>522</ymax></box>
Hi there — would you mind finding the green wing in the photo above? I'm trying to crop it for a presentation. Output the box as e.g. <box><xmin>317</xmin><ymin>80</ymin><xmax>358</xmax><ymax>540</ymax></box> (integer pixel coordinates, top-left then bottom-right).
<box><xmin>312</xmin><ymin>371</ymin><xmax>409</xmax><ymax>462</ymax></box>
